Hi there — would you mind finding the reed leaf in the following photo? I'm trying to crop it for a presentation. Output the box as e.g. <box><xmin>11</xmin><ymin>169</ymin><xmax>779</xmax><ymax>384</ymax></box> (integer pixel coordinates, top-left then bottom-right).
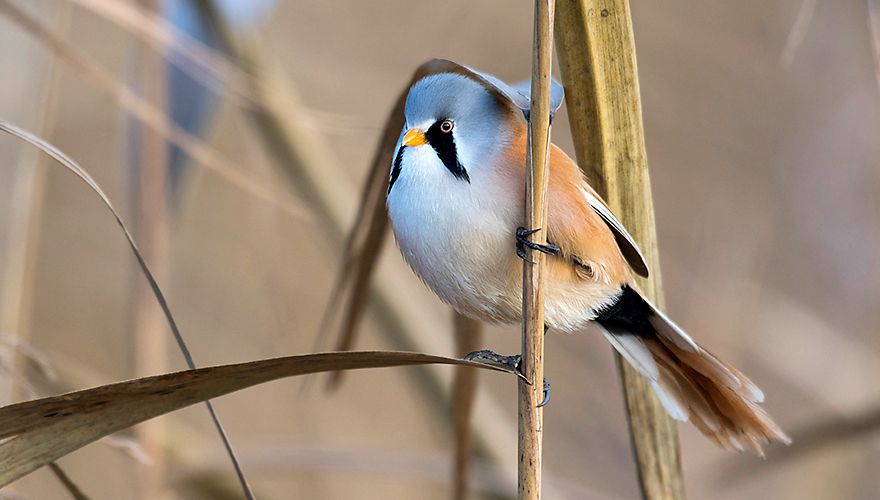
<box><xmin>0</xmin><ymin>351</ymin><xmax>519</xmax><ymax>487</ymax></box>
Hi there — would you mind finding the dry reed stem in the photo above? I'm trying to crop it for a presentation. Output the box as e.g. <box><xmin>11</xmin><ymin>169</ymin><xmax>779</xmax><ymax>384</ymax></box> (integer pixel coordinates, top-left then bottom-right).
<box><xmin>555</xmin><ymin>1</ymin><xmax>684</xmax><ymax>498</ymax></box>
<box><xmin>519</xmin><ymin>2</ymin><xmax>556</xmax><ymax>499</ymax></box>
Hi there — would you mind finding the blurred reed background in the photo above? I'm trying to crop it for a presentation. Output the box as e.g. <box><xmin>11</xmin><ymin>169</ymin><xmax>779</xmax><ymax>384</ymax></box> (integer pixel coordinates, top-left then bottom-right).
<box><xmin>0</xmin><ymin>0</ymin><xmax>878</xmax><ymax>498</ymax></box>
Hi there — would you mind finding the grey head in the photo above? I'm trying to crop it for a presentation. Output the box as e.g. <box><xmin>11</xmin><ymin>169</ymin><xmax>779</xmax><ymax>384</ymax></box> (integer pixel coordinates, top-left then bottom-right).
<box><xmin>387</xmin><ymin>60</ymin><xmax>564</xmax><ymax>194</ymax></box>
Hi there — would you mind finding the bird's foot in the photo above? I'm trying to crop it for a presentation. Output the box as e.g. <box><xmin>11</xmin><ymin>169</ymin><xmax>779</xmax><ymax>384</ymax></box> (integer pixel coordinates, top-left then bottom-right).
<box><xmin>464</xmin><ymin>349</ymin><xmax>521</xmax><ymax>371</ymax></box>
<box><xmin>516</xmin><ymin>227</ymin><xmax>560</xmax><ymax>262</ymax></box>
<box><xmin>463</xmin><ymin>349</ymin><xmax>551</xmax><ymax>407</ymax></box>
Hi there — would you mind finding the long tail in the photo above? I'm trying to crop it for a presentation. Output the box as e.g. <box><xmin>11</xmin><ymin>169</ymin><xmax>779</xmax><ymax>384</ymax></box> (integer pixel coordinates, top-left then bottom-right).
<box><xmin>595</xmin><ymin>286</ymin><xmax>790</xmax><ymax>455</ymax></box>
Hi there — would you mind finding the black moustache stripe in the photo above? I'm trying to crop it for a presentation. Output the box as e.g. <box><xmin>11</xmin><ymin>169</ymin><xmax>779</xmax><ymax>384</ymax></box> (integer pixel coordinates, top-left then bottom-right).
<box><xmin>388</xmin><ymin>145</ymin><xmax>405</xmax><ymax>194</ymax></box>
<box><xmin>387</xmin><ymin>120</ymin><xmax>470</xmax><ymax>195</ymax></box>
<box><xmin>426</xmin><ymin>121</ymin><xmax>470</xmax><ymax>183</ymax></box>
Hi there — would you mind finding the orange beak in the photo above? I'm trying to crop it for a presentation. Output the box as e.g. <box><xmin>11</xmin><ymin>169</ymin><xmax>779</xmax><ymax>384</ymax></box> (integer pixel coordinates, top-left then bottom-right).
<box><xmin>402</xmin><ymin>128</ymin><xmax>427</xmax><ymax>147</ymax></box>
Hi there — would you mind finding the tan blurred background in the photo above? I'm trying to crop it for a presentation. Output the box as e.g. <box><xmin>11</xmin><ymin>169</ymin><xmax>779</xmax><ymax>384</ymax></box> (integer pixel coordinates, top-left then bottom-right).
<box><xmin>1</xmin><ymin>0</ymin><xmax>879</xmax><ymax>498</ymax></box>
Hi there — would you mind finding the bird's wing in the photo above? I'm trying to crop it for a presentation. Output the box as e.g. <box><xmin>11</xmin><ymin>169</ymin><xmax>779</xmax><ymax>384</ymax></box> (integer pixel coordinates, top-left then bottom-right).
<box><xmin>578</xmin><ymin>183</ymin><xmax>650</xmax><ymax>277</ymax></box>
<box><xmin>545</xmin><ymin>145</ymin><xmax>650</xmax><ymax>280</ymax></box>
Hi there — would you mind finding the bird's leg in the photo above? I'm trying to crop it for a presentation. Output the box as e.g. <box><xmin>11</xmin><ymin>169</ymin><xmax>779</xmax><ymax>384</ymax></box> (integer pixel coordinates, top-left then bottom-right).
<box><xmin>463</xmin><ymin>349</ymin><xmax>551</xmax><ymax>407</ymax></box>
<box><xmin>516</xmin><ymin>227</ymin><xmax>560</xmax><ymax>262</ymax></box>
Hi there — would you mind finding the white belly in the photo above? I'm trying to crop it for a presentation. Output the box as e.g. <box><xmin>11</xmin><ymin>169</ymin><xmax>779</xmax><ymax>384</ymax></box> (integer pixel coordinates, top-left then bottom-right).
<box><xmin>387</xmin><ymin>148</ymin><xmax>524</xmax><ymax>323</ymax></box>
<box><xmin>386</xmin><ymin>147</ymin><xmax>619</xmax><ymax>331</ymax></box>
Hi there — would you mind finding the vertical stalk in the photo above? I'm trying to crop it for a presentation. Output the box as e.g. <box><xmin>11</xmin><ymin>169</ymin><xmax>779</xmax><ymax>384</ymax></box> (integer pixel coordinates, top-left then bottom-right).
<box><xmin>555</xmin><ymin>1</ymin><xmax>685</xmax><ymax>498</ymax></box>
<box><xmin>520</xmin><ymin>1</ymin><xmax>555</xmax><ymax>499</ymax></box>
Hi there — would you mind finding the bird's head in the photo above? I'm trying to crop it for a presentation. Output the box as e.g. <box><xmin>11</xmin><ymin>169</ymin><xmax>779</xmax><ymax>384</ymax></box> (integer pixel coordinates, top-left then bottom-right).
<box><xmin>387</xmin><ymin>60</ymin><xmax>563</xmax><ymax>195</ymax></box>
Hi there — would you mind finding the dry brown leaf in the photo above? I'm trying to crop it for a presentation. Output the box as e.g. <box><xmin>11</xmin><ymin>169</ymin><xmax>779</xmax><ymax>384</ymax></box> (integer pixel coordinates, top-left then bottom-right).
<box><xmin>0</xmin><ymin>351</ymin><xmax>519</xmax><ymax>487</ymax></box>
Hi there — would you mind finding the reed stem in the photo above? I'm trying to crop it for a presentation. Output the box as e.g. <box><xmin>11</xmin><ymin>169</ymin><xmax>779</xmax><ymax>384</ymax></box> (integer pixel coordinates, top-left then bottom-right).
<box><xmin>519</xmin><ymin>1</ymin><xmax>556</xmax><ymax>499</ymax></box>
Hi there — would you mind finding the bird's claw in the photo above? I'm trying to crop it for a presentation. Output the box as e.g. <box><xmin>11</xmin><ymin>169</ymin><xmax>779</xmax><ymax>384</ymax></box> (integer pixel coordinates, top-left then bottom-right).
<box><xmin>538</xmin><ymin>378</ymin><xmax>551</xmax><ymax>408</ymax></box>
<box><xmin>516</xmin><ymin>227</ymin><xmax>560</xmax><ymax>263</ymax></box>
<box><xmin>463</xmin><ymin>349</ymin><xmax>551</xmax><ymax>408</ymax></box>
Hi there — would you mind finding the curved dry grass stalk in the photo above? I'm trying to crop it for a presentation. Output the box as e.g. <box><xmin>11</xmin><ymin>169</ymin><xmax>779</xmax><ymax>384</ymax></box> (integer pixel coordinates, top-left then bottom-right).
<box><xmin>0</xmin><ymin>351</ymin><xmax>519</xmax><ymax>487</ymax></box>
<box><xmin>0</xmin><ymin>120</ymin><xmax>254</xmax><ymax>499</ymax></box>
<box><xmin>0</xmin><ymin>0</ymin><xmax>307</xmax><ymax>221</ymax></box>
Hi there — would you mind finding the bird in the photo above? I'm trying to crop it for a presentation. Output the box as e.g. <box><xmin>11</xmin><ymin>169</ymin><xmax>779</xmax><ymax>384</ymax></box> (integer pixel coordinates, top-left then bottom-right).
<box><xmin>384</xmin><ymin>59</ymin><xmax>790</xmax><ymax>455</ymax></box>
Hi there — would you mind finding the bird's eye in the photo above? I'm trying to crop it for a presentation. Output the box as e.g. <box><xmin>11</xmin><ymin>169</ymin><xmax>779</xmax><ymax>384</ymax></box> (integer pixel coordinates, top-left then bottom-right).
<box><xmin>439</xmin><ymin>119</ymin><xmax>454</xmax><ymax>133</ymax></box>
